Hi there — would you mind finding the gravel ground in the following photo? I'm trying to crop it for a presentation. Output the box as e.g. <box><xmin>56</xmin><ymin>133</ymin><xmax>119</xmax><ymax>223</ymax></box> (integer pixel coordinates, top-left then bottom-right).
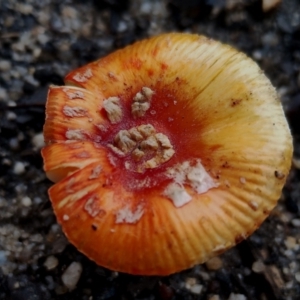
<box><xmin>1</xmin><ymin>0</ymin><xmax>300</xmax><ymax>299</ymax></box>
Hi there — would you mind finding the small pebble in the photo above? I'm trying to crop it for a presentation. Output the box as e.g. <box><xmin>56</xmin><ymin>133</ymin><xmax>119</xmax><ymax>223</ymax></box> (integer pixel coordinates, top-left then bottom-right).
<box><xmin>33</xmin><ymin>197</ymin><xmax>43</xmax><ymax>205</ymax></box>
<box><xmin>262</xmin><ymin>0</ymin><xmax>281</xmax><ymax>12</ymax></box>
<box><xmin>16</xmin><ymin>3</ymin><xmax>33</xmax><ymax>15</ymax></box>
<box><xmin>21</xmin><ymin>196</ymin><xmax>32</xmax><ymax>207</ymax></box>
<box><xmin>284</xmin><ymin>236</ymin><xmax>298</xmax><ymax>250</ymax></box>
<box><xmin>6</xmin><ymin>111</ymin><xmax>17</xmax><ymax>121</ymax></box>
<box><xmin>285</xmin><ymin>281</ymin><xmax>294</xmax><ymax>289</ymax></box>
<box><xmin>295</xmin><ymin>272</ymin><xmax>300</xmax><ymax>283</ymax></box>
<box><xmin>2</xmin><ymin>158</ymin><xmax>11</xmax><ymax>166</ymax></box>
<box><xmin>293</xmin><ymin>157</ymin><xmax>300</xmax><ymax>169</ymax></box>
<box><xmin>0</xmin><ymin>250</ymin><xmax>7</xmax><ymax>265</ymax></box>
<box><xmin>252</xmin><ymin>260</ymin><xmax>266</xmax><ymax>273</ymax></box>
<box><xmin>262</xmin><ymin>32</ymin><xmax>279</xmax><ymax>47</ymax></box>
<box><xmin>291</xmin><ymin>218</ymin><xmax>300</xmax><ymax>227</ymax></box>
<box><xmin>185</xmin><ymin>277</ymin><xmax>196</xmax><ymax>288</ymax></box>
<box><xmin>189</xmin><ymin>284</ymin><xmax>203</xmax><ymax>295</ymax></box>
<box><xmin>9</xmin><ymin>138</ymin><xmax>19</xmax><ymax>150</ymax></box>
<box><xmin>13</xmin><ymin>162</ymin><xmax>25</xmax><ymax>175</ymax></box>
<box><xmin>62</xmin><ymin>6</ymin><xmax>77</xmax><ymax>19</ymax></box>
<box><xmin>228</xmin><ymin>293</ymin><xmax>247</xmax><ymax>300</ymax></box>
<box><xmin>44</xmin><ymin>255</ymin><xmax>59</xmax><ymax>270</ymax></box>
<box><xmin>7</xmin><ymin>101</ymin><xmax>17</xmax><ymax>107</ymax></box>
<box><xmin>0</xmin><ymin>88</ymin><xmax>8</xmax><ymax>101</ymax></box>
<box><xmin>268</xmin><ymin>265</ymin><xmax>285</xmax><ymax>289</ymax></box>
<box><xmin>61</xmin><ymin>261</ymin><xmax>83</xmax><ymax>290</ymax></box>
<box><xmin>185</xmin><ymin>277</ymin><xmax>203</xmax><ymax>295</ymax></box>
<box><xmin>284</xmin><ymin>249</ymin><xmax>294</xmax><ymax>258</ymax></box>
<box><xmin>289</xmin><ymin>261</ymin><xmax>297</xmax><ymax>271</ymax></box>
<box><xmin>0</xmin><ymin>60</ymin><xmax>11</xmax><ymax>72</ymax></box>
<box><xmin>206</xmin><ymin>256</ymin><xmax>223</xmax><ymax>270</ymax></box>
<box><xmin>45</xmin><ymin>275</ymin><xmax>55</xmax><ymax>290</ymax></box>
<box><xmin>25</xmin><ymin>74</ymin><xmax>40</xmax><ymax>87</ymax></box>
<box><xmin>117</xmin><ymin>20</ymin><xmax>128</xmax><ymax>33</ymax></box>
<box><xmin>252</xmin><ymin>50</ymin><xmax>263</xmax><ymax>61</ymax></box>
<box><xmin>283</xmin><ymin>267</ymin><xmax>290</xmax><ymax>275</ymax></box>
<box><xmin>31</xmin><ymin>132</ymin><xmax>45</xmax><ymax>149</ymax></box>
<box><xmin>198</xmin><ymin>270</ymin><xmax>210</xmax><ymax>281</ymax></box>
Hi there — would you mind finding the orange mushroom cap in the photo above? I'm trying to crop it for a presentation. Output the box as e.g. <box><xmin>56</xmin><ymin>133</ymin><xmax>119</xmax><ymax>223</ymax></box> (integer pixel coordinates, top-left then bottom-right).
<box><xmin>42</xmin><ymin>33</ymin><xmax>293</xmax><ymax>275</ymax></box>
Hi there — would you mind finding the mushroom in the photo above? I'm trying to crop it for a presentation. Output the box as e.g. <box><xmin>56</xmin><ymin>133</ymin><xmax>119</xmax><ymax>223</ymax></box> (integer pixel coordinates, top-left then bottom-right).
<box><xmin>42</xmin><ymin>33</ymin><xmax>293</xmax><ymax>275</ymax></box>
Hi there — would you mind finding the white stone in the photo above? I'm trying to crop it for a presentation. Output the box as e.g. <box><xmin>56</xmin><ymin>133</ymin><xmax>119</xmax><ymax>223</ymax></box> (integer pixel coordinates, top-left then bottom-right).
<box><xmin>284</xmin><ymin>236</ymin><xmax>298</xmax><ymax>250</ymax></box>
<box><xmin>6</xmin><ymin>111</ymin><xmax>17</xmax><ymax>120</ymax></box>
<box><xmin>62</xmin><ymin>6</ymin><xmax>77</xmax><ymax>19</ymax></box>
<box><xmin>228</xmin><ymin>293</ymin><xmax>247</xmax><ymax>300</ymax></box>
<box><xmin>252</xmin><ymin>260</ymin><xmax>265</xmax><ymax>273</ymax></box>
<box><xmin>291</xmin><ymin>218</ymin><xmax>300</xmax><ymax>227</ymax></box>
<box><xmin>252</xmin><ymin>50</ymin><xmax>263</xmax><ymax>61</ymax></box>
<box><xmin>61</xmin><ymin>261</ymin><xmax>82</xmax><ymax>290</ymax></box>
<box><xmin>0</xmin><ymin>60</ymin><xmax>11</xmax><ymax>72</ymax></box>
<box><xmin>16</xmin><ymin>3</ymin><xmax>33</xmax><ymax>15</ymax></box>
<box><xmin>21</xmin><ymin>196</ymin><xmax>32</xmax><ymax>207</ymax></box>
<box><xmin>9</xmin><ymin>138</ymin><xmax>19</xmax><ymax>150</ymax></box>
<box><xmin>31</xmin><ymin>132</ymin><xmax>45</xmax><ymax>149</ymax></box>
<box><xmin>44</xmin><ymin>255</ymin><xmax>59</xmax><ymax>270</ymax></box>
<box><xmin>205</xmin><ymin>256</ymin><xmax>223</xmax><ymax>270</ymax></box>
<box><xmin>25</xmin><ymin>75</ymin><xmax>39</xmax><ymax>87</ymax></box>
<box><xmin>13</xmin><ymin>161</ymin><xmax>25</xmax><ymax>175</ymax></box>
<box><xmin>189</xmin><ymin>284</ymin><xmax>203</xmax><ymax>295</ymax></box>
<box><xmin>262</xmin><ymin>0</ymin><xmax>281</xmax><ymax>12</ymax></box>
<box><xmin>0</xmin><ymin>88</ymin><xmax>8</xmax><ymax>101</ymax></box>
<box><xmin>33</xmin><ymin>197</ymin><xmax>42</xmax><ymax>205</ymax></box>
<box><xmin>185</xmin><ymin>278</ymin><xmax>203</xmax><ymax>295</ymax></box>
<box><xmin>0</xmin><ymin>250</ymin><xmax>7</xmax><ymax>265</ymax></box>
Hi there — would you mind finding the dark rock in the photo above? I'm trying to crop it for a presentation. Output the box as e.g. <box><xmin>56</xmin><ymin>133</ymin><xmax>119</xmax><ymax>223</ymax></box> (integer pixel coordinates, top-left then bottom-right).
<box><xmin>167</xmin><ymin>0</ymin><xmax>213</xmax><ymax>29</ymax></box>
<box><xmin>92</xmin><ymin>0</ymin><xmax>129</xmax><ymax>12</ymax></box>
<box><xmin>0</xmin><ymin>44</ymin><xmax>13</xmax><ymax>60</ymax></box>
<box><xmin>286</xmin><ymin>93</ymin><xmax>300</xmax><ymax>134</ymax></box>
<box><xmin>158</xmin><ymin>282</ymin><xmax>174</xmax><ymax>300</ymax></box>
<box><xmin>0</xmin><ymin>270</ymin><xmax>8</xmax><ymax>299</ymax></box>
<box><xmin>34</xmin><ymin>68</ymin><xmax>64</xmax><ymax>86</ymax></box>
<box><xmin>214</xmin><ymin>270</ymin><xmax>233</xmax><ymax>297</ymax></box>
<box><xmin>71</xmin><ymin>38</ymin><xmax>100</xmax><ymax>63</ymax></box>
<box><xmin>7</xmin><ymin>275</ymin><xmax>51</xmax><ymax>300</ymax></box>
<box><xmin>169</xmin><ymin>0</ymin><xmax>206</xmax><ymax>9</ymax></box>
<box><xmin>277</xmin><ymin>0</ymin><xmax>300</xmax><ymax>34</ymax></box>
<box><xmin>285</xmin><ymin>195</ymin><xmax>299</xmax><ymax>213</ymax></box>
<box><xmin>23</xmin><ymin>81</ymin><xmax>37</xmax><ymax>95</ymax></box>
<box><xmin>93</xmin><ymin>285</ymin><xmax>117</xmax><ymax>300</ymax></box>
